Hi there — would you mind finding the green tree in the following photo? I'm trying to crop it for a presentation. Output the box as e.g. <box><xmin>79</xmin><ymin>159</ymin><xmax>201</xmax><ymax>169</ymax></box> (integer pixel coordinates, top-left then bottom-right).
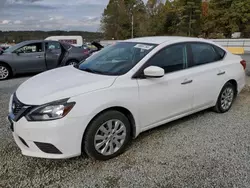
<box><xmin>202</xmin><ymin>0</ymin><xmax>250</xmax><ymax>38</ymax></box>
<box><xmin>230</xmin><ymin>0</ymin><xmax>250</xmax><ymax>37</ymax></box>
<box><xmin>146</xmin><ymin>0</ymin><xmax>166</xmax><ymax>35</ymax></box>
<box><xmin>178</xmin><ymin>0</ymin><xmax>202</xmax><ymax>36</ymax></box>
<box><xmin>163</xmin><ymin>0</ymin><xmax>182</xmax><ymax>35</ymax></box>
<box><xmin>101</xmin><ymin>0</ymin><xmax>147</xmax><ymax>39</ymax></box>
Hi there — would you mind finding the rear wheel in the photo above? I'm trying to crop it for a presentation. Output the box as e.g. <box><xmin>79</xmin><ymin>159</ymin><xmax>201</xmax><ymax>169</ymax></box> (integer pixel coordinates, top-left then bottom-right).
<box><xmin>66</xmin><ymin>60</ymin><xmax>79</xmax><ymax>66</ymax></box>
<box><xmin>214</xmin><ymin>82</ymin><xmax>236</xmax><ymax>113</ymax></box>
<box><xmin>0</xmin><ymin>64</ymin><xmax>11</xmax><ymax>80</ymax></box>
<box><xmin>83</xmin><ymin>111</ymin><xmax>131</xmax><ymax>160</ymax></box>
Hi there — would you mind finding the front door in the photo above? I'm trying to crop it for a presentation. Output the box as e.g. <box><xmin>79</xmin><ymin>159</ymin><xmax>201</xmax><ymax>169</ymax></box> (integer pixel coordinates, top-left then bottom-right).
<box><xmin>137</xmin><ymin>43</ymin><xmax>194</xmax><ymax>129</ymax></box>
<box><xmin>14</xmin><ymin>42</ymin><xmax>46</xmax><ymax>73</ymax></box>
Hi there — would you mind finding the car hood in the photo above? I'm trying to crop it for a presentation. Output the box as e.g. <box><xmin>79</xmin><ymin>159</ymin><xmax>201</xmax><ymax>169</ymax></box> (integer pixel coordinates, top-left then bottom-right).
<box><xmin>16</xmin><ymin>66</ymin><xmax>117</xmax><ymax>105</ymax></box>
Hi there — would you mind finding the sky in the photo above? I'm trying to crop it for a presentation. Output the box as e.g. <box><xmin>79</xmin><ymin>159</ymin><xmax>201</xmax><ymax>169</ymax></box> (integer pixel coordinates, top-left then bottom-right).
<box><xmin>0</xmin><ymin>0</ymin><xmax>111</xmax><ymax>32</ymax></box>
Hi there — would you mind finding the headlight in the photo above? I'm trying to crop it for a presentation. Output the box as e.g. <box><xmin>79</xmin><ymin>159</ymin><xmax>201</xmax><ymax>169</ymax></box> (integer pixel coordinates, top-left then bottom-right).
<box><xmin>26</xmin><ymin>98</ymin><xmax>75</xmax><ymax>121</ymax></box>
<box><xmin>9</xmin><ymin>94</ymin><xmax>14</xmax><ymax>113</ymax></box>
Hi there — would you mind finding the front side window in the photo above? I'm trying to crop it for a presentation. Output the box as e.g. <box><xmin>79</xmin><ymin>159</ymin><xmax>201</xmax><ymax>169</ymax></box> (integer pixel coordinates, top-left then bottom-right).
<box><xmin>190</xmin><ymin>43</ymin><xmax>222</xmax><ymax>66</ymax></box>
<box><xmin>146</xmin><ymin>44</ymin><xmax>187</xmax><ymax>74</ymax></box>
<box><xmin>16</xmin><ymin>43</ymin><xmax>43</xmax><ymax>53</ymax></box>
<box><xmin>79</xmin><ymin>42</ymin><xmax>157</xmax><ymax>76</ymax></box>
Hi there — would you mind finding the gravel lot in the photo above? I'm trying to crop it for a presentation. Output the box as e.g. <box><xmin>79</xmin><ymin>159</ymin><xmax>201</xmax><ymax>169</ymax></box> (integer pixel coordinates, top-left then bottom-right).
<box><xmin>1</xmin><ymin>65</ymin><xmax>250</xmax><ymax>187</ymax></box>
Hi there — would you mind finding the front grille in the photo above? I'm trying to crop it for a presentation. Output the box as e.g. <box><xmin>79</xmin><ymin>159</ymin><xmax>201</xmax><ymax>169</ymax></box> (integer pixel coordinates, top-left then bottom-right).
<box><xmin>11</xmin><ymin>93</ymin><xmax>32</xmax><ymax>122</ymax></box>
<box><xmin>12</xmin><ymin>97</ymin><xmax>24</xmax><ymax>116</ymax></box>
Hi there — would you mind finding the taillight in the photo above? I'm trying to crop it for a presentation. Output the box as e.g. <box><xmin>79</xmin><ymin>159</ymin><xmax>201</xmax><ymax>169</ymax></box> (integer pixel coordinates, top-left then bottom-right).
<box><xmin>240</xmin><ymin>60</ymin><xmax>246</xmax><ymax>70</ymax></box>
<box><xmin>82</xmin><ymin>50</ymin><xmax>89</xmax><ymax>55</ymax></box>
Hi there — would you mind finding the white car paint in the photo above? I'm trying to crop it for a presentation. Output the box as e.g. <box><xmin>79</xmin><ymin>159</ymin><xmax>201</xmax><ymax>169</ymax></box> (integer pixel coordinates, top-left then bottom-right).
<box><xmin>16</xmin><ymin>66</ymin><xmax>117</xmax><ymax>105</ymax></box>
<box><xmin>8</xmin><ymin>36</ymin><xmax>246</xmax><ymax>159</ymax></box>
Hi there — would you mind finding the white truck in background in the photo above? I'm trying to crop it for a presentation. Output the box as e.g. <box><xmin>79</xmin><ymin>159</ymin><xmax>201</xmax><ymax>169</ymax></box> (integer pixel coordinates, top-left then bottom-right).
<box><xmin>45</xmin><ymin>36</ymin><xmax>83</xmax><ymax>47</ymax></box>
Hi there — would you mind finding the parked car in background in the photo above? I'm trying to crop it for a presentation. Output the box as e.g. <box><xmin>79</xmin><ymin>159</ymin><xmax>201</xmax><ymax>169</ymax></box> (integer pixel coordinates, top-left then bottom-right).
<box><xmin>8</xmin><ymin>36</ymin><xmax>246</xmax><ymax>160</ymax></box>
<box><xmin>0</xmin><ymin>45</ymin><xmax>11</xmax><ymax>51</ymax></box>
<box><xmin>0</xmin><ymin>40</ymin><xmax>89</xmax><ymax>80</ymax></box>
<box><xmin>79</xmin><ymin>44</ymin><xmax>91</xmax><ymax>56</ymax></box>
<box><xmin>79</xmin><ymin>42</ymin><xmax>104</xmax><ymax>55</ymax></box>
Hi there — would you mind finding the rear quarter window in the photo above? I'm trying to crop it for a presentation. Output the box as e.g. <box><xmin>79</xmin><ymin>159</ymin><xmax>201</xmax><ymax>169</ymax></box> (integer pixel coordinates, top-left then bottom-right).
<box><xmin>214</xmin><ymin>45</ymin><xmax>226</xmax><ymax>59</ymax></box>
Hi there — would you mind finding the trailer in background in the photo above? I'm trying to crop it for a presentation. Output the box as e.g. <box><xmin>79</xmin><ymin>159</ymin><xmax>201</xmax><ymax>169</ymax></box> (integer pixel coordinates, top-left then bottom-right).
<box><xmin>45</xmin><ymin>36</ymin><xmax>83</xmax><ymax>47</ymax></box>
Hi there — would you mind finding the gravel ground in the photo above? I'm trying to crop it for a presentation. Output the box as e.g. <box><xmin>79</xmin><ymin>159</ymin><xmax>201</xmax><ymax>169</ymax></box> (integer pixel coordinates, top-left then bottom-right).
<box><xmin>0</xmin><ymin>74</ymin><xmax>250</xmax><ymax>188</ymax></box>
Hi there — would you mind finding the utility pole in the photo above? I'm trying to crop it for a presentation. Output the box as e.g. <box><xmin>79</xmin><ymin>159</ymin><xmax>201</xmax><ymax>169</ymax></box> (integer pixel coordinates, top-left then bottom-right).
<box><xmin>131</xmin><ymin>4</ymin><xmax>137</xmax><ymax>39</ymax></box>
<box><xmin>188</xmin><ymin>10</ymin><xmax>192</xmax><ymax>37</ymax></box>
<box><xmin>131</xmin><ymin>14</ymin><xmax>134</xmax><ymax>38</ymax></box>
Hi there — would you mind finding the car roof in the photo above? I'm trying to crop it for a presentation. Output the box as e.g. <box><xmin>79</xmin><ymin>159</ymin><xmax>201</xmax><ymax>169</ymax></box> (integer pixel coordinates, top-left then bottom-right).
<box><xmin>125</xmin><ymin>36</ymin><xmax>207</xmax><ymax>45</ymax></box>
<box><xmin>20</xmin><ymin>40</ymin><xmax>62</xmax><ymax>45</ymax></box>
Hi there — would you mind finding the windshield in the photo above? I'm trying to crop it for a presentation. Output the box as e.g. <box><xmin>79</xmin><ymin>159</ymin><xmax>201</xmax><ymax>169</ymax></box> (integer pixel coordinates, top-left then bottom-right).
<box><xmin>3</xmin><ymin>41</ymin><xmax>31</xmax><ymax>53</ymax></box>
<box><xmin>4</xmin><ymin>46</ymin><xmax>14</xmax><ymax>53</ymax></box>
<box><xmin>78</xmin><ymin>42</ymin><xmax>156</xmax><ymax>76</ymax></box>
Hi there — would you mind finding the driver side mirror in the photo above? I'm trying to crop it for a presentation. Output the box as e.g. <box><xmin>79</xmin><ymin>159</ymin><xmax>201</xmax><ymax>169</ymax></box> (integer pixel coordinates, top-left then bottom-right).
<box><xmin>143</xmin><ymin>66</ymin><xmax>165</xmax><ymax>78</ymax></box>
<box><xmin>14</xmin><ymin>51</ymin><xmax>21</xmax><ymax>55</ymax></box>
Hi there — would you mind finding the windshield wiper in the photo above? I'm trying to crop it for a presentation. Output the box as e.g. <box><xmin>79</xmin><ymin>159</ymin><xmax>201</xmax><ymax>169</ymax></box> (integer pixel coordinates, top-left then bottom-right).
<box><xmin>81</xmin><ymin>68</ymin><xmax>95</xmax><ymax>73</ymax></box>
<box><xmin>81</xmin><ymin>68</ymin><xmax>104</xmax><ymax>75</ymax></box>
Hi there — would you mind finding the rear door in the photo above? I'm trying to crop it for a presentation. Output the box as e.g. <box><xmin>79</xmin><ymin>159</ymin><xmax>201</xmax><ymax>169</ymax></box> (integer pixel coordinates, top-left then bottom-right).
<box><xmin>45</xmin><ymin>41</ymin><xmax>62</xmax><ymax>69</ymax></box>
<box><xmin>14</xmin><ymin>42</ymin><xmax>46</xmax><ymax>73</ymax></box>
<box><xmin>187</xmin><ymin>42</ymin><xmax>226</xmax><ymax>110</ymax></box>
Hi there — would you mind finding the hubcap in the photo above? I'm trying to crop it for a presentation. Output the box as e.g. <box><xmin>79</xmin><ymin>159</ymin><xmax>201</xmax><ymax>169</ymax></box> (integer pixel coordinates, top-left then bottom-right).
<box><xmin>94</xmin><ymin>119</ymin><xmax>126</xmax><ymax>156</ymax></box>
<box><xmin>0</xmin><ymin>66</ymin><xmax>9</xmax><ymax>80</ymax></box>
<box><xmin>221</xmin><ymin>87</ymin><xmax>234</xmax><ymax>110</ymax></box>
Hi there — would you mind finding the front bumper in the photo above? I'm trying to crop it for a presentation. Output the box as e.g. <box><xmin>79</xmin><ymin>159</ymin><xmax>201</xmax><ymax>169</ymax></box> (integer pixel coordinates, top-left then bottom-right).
<box><xmin>9</xmin><ymin>115</ymin><xmax>88</xmax><ymax>159</ymax></box>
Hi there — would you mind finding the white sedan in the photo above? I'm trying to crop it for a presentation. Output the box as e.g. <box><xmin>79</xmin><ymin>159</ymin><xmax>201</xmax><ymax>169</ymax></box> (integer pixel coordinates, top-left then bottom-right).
<box><xmin>8</xmin><ymin>36</ymin><xmax>246</xmax><ymax>160</ymax></box>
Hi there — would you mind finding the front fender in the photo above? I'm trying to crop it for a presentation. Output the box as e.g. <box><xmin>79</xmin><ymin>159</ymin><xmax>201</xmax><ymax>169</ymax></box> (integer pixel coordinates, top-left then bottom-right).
<box><xmin>68</xmin><ymin>83</ymin><xmax>141</xmax><ymax>136</ymax></box>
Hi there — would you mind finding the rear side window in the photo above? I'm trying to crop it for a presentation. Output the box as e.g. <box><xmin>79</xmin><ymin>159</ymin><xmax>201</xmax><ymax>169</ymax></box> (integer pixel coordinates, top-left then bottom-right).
<box><xmin>214</xmin><ymin>45</ymin><xmax>226</xmax><ymax>59</ymax></box>
<box><xmin>190</xmin><ymin>43</ymin><xmax>223</xmax><ymax>67</ymax></box>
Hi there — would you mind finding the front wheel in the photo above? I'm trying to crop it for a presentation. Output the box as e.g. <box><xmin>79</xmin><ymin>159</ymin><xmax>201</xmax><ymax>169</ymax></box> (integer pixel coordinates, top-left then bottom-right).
<box><xmin>0</xmin><ymin>64</ymin><xmax>11</xmax><ymax>80</ymax></box>
<box><xmin>83</xmin><ymin>111</ymin><xmax>131</xmax><ymax>160</ymax></box>
<box><xmin>213</xmin><ymin>82</ymin><xmax>236</xmax><ymax>113</ymax></box>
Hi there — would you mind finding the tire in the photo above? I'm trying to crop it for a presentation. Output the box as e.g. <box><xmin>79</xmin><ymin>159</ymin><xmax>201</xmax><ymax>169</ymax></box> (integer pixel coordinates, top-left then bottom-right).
<box><xmin>83</xmin><ymin>110</ymin><xmax>131</xmax><ymax>160</ymax></box>
<box><xmin>0</xmin><ymin>63</ymin><xmax>11</xmax><ymax>80</ymax></box>
<box><xmin>213</xmin><ymin>82</ymin><xmax>236</xmax><ymax>113</ymax></box>
<box><xmin>66</xmin><ymin>60</ymin><xmax>79</xmax><ymax>66</ymax></box>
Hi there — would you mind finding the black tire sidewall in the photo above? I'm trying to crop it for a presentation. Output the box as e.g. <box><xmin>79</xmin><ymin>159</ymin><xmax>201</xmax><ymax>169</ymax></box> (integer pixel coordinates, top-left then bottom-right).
<box><xmin>0</xmin><ymin>64</ymin><xmax>10</xmax><ymax>80</ymax></box>
<box><xmin>216</xmin><ymin>83</ymin><xmax>236</xmax><ymax>113</ymax></box>
<box><xmin>83</xmin><ymin>111</ymin><xmax>131</xmax><ymax>160</ymax></box>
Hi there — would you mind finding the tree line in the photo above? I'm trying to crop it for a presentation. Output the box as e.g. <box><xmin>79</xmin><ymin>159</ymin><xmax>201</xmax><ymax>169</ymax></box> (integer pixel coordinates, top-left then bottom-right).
<box><xmin>101</xmin><ymin>0</ymin><xmax>250</xmax><ymax>40</ymax></box>
<box><xmin>0</xmin><ymin>31</ymin><xmax>103</xmax><ymax>44</ymax></box>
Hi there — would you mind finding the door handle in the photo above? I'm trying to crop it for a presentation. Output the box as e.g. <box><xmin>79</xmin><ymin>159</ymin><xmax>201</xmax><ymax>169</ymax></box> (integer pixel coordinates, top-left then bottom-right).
<box><xmin>36</xmin><ymin>55</ymin><xmax>43</xmax><ymax>58</ymax></box>
<box><xmin>217</xmin><ymin>71</ymin><xmax>225</xmax><ymax>76</ymax></box>
<box><xmin>181</xmin><ymin>79</ymin><xmax>193</xmax><ymax>85</ymax></box>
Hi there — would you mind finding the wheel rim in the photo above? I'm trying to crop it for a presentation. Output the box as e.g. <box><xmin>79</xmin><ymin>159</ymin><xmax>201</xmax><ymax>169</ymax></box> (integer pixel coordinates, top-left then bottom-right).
<box><xmin>68</xmin><ymin>62</ymin><xmax>77</xmax><ymax>66</ymax></box>
<box><xmin>0</xmin><ymin>66</ymin><xmax>9</xmax><ymax>80</ymax></box>
<box><xmin>221</xmin><ymin>87</ymin><xmax>234</xmax><ymax>110</ymax></box>
<box><xmin>94</xmin><ymin>119</ymin><xmax>126</xmax><ymax>156</ymax></box>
